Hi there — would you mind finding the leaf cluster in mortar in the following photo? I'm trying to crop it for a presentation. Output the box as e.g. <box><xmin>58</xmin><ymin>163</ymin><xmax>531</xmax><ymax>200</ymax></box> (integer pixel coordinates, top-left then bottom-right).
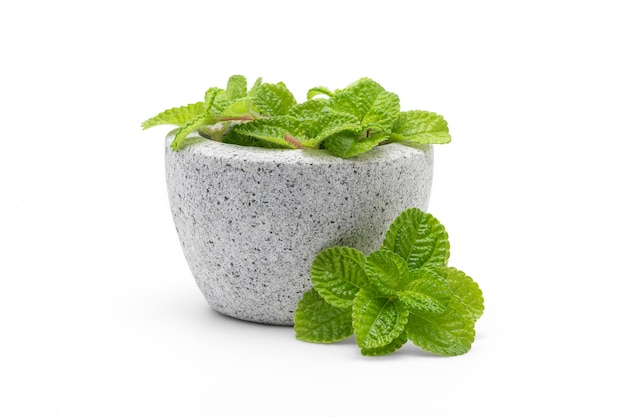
<box><xmin>142</xmin><ymin>75</ymin><xmax>451</xmax><ymax>158</ymax></box>
<box><xmin>295</xmin><ymin>208</ymin><xmax>484</xmax><ymax>356</ymax></box>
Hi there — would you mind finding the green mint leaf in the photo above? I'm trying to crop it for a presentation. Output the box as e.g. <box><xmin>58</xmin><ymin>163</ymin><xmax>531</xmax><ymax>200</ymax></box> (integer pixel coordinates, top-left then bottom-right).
<box><xmin>249</xmin><ymin>81</ymin><xmax>296</xmax><ymax>116</ymax></box>
<box><xmin>328</xmin><ymin>78</ymin><xmax>400</xmax><ymax>133</ymax></box>
<box><xmin>404</xmin><ymin>267</ymin><xmax>483</xmax><ymax>356</ymax></box>
<box><xmin>220</xmin><ymin>98</ymin><xmax>257</xmax><ymax>119</ymax></box>
<box><xmin>141</xmin><ymin>102</ymin><xmax>206</xmax><ymax>129</ymax></box>
<box><xmin>397</xmin><ymin>269</ymin><xmax>452</xmax><ymax>315</ymax></box>
<box><xmin>250</xmin><ymin>77</ymin><xmax>263</xmax><ymax>91</ymax></box>
<box><xmin>211</xmin><ymin>75</ymin><xmax>248</xmax><ymax>114</ymax></box>
<box><xmin>382</xmin><ymin>208</ymin><xmax>450</xmax><ymax>271</ymax></box>
<box><xmin>286</xmin><ymin>102</ymin><xmax>362</xmax><ymax>150</ymax></box>
<box><xmin>211</xmin><ymin>75</ymin><xmax>247</xmax><ymax>115</ymax></box>
<box><xmin>390</xmin><ymin>110</ymin><xmax>451</xmax><ymax>144</ymax></box>
<box><xmin>360</xmin><ymin>333</ymin><xmax>408</xmax><ymax>356</ymax></box>
<box><xmin>287</xmin><ymin>99</ymin><xmax>327</xmax><ymax>123</ymax></box>
<box><xmin>170</xmin><ymin>115</ymin><xmax>212</xmax><ymax>151</ymax></box>
<box><xmin>233</xmin><ymin>116</ymin><xmax>305</xmax><ymax>149</ymax></box>
<box><xmin>222</xmin><ymin>127</ymin><xmax>284</xmax><ymax>148</ymax></box>
<box><xmin>204</xmin><ymin>87</ymin><xmax>222</xmax><ymax>108</ymax></box>
<box><xmin>303</xmin><ymin>112</ymin><xmax>361</xmax><ymax>148</ymax></box>
<box><xmin>364</xmin><ymin>250</ymin><xmax>411</xmax><ymax>296</ymax></box>
<box><xmin>309</xmin><ymin>247</ymin><xmax>368</xmax><ymax>308</ymax></box>
<box><xmin>225</xmin><ymin>74</ymin><xmax>248</xmax><ymax>100</ymax></box>
<box><xmin>352</xmin><ymin>289</ymin><xmax>409</xmax><ymax>349</ymax></box>
<box><xmin>322</xmin><ymin>130</ymin><xmax>387</xmax><ymax>158</ymax></box>
<box><xmin>436</xmin><ymin>267</ymin><xmax>484</xmax><ymax>322</ymax></box>
<box><xmin>307</xmin><ymin>86</ymin><xmax>334</xmax><ymax>100</ymax></box>
<box><xmin>405</xmin><ymin>310</ymin><xmax>475</xmax><ymax>356</ymax></box>
<box><xmin>294</xmin><ymin>289</ymin><xmax>354</xmax><ymax>343</ymax></box>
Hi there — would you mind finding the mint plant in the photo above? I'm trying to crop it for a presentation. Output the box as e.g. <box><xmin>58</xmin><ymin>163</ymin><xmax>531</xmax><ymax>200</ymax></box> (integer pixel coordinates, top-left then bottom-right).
<box><xmin>142</xmin><ymin>75</ymin><xmax>451</xmax><ymax>158</ymax></box>
<box><xmin>294</xmin><ymin>208</ymin><xmax>484</xmax><ymax>357</ymax></box>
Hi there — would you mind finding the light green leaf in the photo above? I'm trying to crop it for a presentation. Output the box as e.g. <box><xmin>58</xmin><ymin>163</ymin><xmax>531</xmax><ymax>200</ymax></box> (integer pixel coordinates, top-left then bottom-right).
<box><xmin>204</xmin><ymin>87</ymin><xmax>222</xmax><ymax>108</ymax></box>
<box><xmin>310</xmin><ymin>247</ymin><xmax>368</xmax><ymax>308</ymax></box>
<box><xmin>307</xmin><ymin>86</ymin><xmax>333</xmax><ymax>99</ymax></box>
<box><xmin>304</xmin><ymin>111</ymin><xmax>361</xmax><ymax>148</ymax></box>
<box><xmin>436</xmin><ymin>267</ymin><xmax>484</xmax><ymax>322</ymax></box>
<box><xmin>220</xmin><ymin>98</ymin><xmax>257</xmax><ymax>119</ymax></box>
<box><xmin>382</xmin><ymin>208</ymin><xmax>450</xmax><ymax>271</ymax></box>
<box><xmin>360</xmin><ymin>333</ymin><xmax>407</xmax><ymax>356</ymax></box>
<box><xmin>404</xmin><ymin>267</ymin><xmax>483</xmax><ymax>356</ymax></box>
<box><xmin>170</xmin><ymin>115</ymin><xmax>212</xmax><ymax>151</ymax></box>
<box><xmin>353</xmin><ymin>290</ymin><xmax>409</xmax><ymax>349</ymax></box>
<box><xmin>250</xmin><ymin>77</ymin><xmax>263</xmax><ymax>91</ymax></box>
<box><xmin>364</xmin><ymin>250</ymin><xmax>410</xmax><ymax>296</ymax></box>
<box><xmin>397</xmin><ymin>268</ymin><xmax>452</xmax><ymax>315</ymax></box>
<box><xmin>287</xmin><ymin>103</ymin><xmax>362</xmax><ymax>149</ymax></box>
<box><xmin>405</xmin><ymin>310</ymin><xmax>475</xmax><ymax>356</ymax></box>
<box><xmin>328</xmin><ymin>78</ymin><xmax>400</xmax><ymax>133</ymax></box>
<box><xmin>287</xmin><ymin>100</ymin><xmax>327</xmax><ymax>125</ymax></box>
<box><xmin>225</xmin><ymin>74</ymin><xmax>248</xmax><ymax>100</ymax></box>
<box><xmin>233</xmin><ymin>116</ymin><xmax>305</xmax><ymax>149</ymax></box>
<box><xmin>390</xmin><ymin>110</ymin><xmax>451</xmax><ymax>144</ymax></box>
<box><xmin>249</xmin><ymin>82</ymin><xmax>296</xmax><ymax>116</ymax></box>
<box><xmin>211</xmin><ymin>75</ymin><xmax>248</xmax><ymax>114</ymax></box>
<box><xmin>141</xmin><ymin>102</ymin><xmax>206</xmax><ymax>129</ymax></box>
<box><xmin>294</xmin><ymin>289</ymin><xmax>353</xmax><ymax>343</ymax></box>
<box><xmin>322</xmin><ymin>130</ymin><xmax>387</xmax><ymax>158</ymax></box>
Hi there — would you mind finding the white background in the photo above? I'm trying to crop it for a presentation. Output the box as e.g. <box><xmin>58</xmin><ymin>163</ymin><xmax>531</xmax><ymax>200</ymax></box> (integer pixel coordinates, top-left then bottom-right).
<box><xmin>1</xmin><ymin>0</ymin><xmax>625</xmax><ymax>415</ymax></box>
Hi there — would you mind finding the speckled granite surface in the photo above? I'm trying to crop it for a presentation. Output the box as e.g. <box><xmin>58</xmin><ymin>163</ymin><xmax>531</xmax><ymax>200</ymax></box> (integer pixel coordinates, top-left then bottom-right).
<box><xmin>165</xmin><ymin>133</ymin><xmax>434</xmax><ymax>325</ymax></box>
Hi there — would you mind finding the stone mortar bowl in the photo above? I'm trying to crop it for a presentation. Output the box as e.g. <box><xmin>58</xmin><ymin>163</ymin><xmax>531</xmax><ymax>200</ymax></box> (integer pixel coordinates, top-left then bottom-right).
<box><xmin>165</xmin><ymin>133</ymin><xmax>434</xmax><ymax>325</ymax></box>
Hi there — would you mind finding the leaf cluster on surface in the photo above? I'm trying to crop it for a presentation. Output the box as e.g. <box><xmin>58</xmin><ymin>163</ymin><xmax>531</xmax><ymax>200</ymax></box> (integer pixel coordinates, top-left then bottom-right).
<box><xmin>142</xmin><ymin>75</ymin><xmax>451</xmax><ymax>158</ymax></box>
<box><xmin>294</xmin><ymin>208</ymin><xmax>484</xmax><ymax>357</ymax></box>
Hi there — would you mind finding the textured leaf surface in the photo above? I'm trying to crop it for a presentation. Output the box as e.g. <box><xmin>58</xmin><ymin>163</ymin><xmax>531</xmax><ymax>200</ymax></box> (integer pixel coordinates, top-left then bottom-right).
<box><xmin>390</xmin><ymin>110</ymin><xmax>451</xmax><ymax>144</ymax></box>
<box><xmin>141</xmin><ymin>102</ymin><xmax>206</xmax><ymax>129</ymax></box>
<box><xmin>304</xmin><ymin>112</ymin><xmax>361</xmax><ymax>147</ymax></box>
<box><xmin>294</xmin><ymin>289</ymin><xmax>353</xmax><ymax>343</ymax></box>
<box><xmin>234</xmin><ymin>116</ymin><xmax>305</xmax><ymax>149</ymax></box>
<box><xmin>364</xmin><ymin>250</ymin><xmax>410</xmax><ymax>296</ymax></box>
<box><xmin>438</xmin><ymin>267</ymin><xmax>484</xmax><ymax>322</ymax></box>
<box><xmin>322</xmin><ymin>131</ymin><xmax>386</xmax><ymax>158</ymax></box>
<box><xmin>382</xmin><ymin>208</ymin><xmax>450</xmax><ymax>271</ymax></box>
<box><xmin>397</xmin><ymin>269</ymin><xmax>451</xmax><ymax>315</ymax></box>
<box><xmin>170</xmin><ymin>115</ymin><xmax>212</xmax><ymax>151</ymax></box>
<box><xmin>211</xmin><ymin>75</ymin><xmax>248</xmax><ymax>114</ymax></box>
<box><xmin>328</xmin><ymin>78</ymin><xmax>400</xmax><ymax>133</ymax></box>
<box><xmin>404</xmin><ymin>267</ymin><xmax>483</xmax><ymax>356</ymax></box>
<box><xmin>287</xmin><ymin>100</ymin><xmax>327</xmax><ymax>125</ymax></box>
<box><xmin>405</xmin><ymin>310</ymin><xmax>475</xmax><ymax>356</ymax></box>
<box><xmin>307</xmin><ymin>85</ymin><xmax>333</xmax><ymax>99</ymax></box>
<box><xmin>310</xmin><ymin>247</ymin><xmax>368</xmax><ymax>308</ymax></box>
<box><xmin>250</xmin><ymin>82</ymin><xmax>296</xmax><ymax>116</ymax></box>
<box><xmin>360</xmin><ymin>333</ymin><xmax>407</xmax><ymax>356</ymax></box>
<box><xmin>353</xmin><ymin>290</ymin><xmax>408</xmax><ymax>349</ymax></box>
<box><xmin>204</xmin><ymin>87</ymin><xmax>223</xmax><ymax>106</ymax></box>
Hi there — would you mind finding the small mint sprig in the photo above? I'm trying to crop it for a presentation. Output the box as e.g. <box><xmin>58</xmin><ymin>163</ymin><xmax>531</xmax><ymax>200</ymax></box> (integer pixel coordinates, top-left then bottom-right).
<box><xmin>142</xmin><ymin>75</ymin><xmax>296</xmax><ymax>151</ymax></box>
<box><xmin>294</xmin><ymin>208</ymin><xmax>484</xmax><ymax>357</ymax></box>
<box><xmin>142</xmin><ymin>75</ymin><xmax>451</xmax><ymax>157</ymax></box>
